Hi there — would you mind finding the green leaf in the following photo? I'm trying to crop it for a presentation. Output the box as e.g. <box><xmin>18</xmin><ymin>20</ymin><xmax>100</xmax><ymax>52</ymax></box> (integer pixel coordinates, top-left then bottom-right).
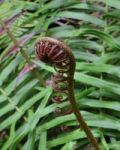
<box><xmin>38</xmin><ymin>132</ymin><xmax>47</xmax><ymax>150</ymax></box>
<box><xmin>47</xmin><ymin>129</ymin><xmax>100</xmax><ymax>148</ymax></box>
<box><xmin>75</xmin><ymin>73</ymin><xmax>120</xmax><ymax>95</ymax></box>
<box><xmin>57</xmin><ymin>11</ymin><xmax>104</xmax><ymax>27</ymax></box>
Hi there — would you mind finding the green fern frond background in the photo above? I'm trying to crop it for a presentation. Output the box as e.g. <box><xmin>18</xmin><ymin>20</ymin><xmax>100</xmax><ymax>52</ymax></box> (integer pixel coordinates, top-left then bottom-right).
<box><xmin>0</xmin><ymin>0</ymin><xmax>120</xmax><ymax>149</ymax></box>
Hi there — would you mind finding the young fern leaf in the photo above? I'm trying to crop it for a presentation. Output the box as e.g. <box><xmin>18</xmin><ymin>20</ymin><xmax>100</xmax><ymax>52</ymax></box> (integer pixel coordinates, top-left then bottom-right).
<box><xmin>35</xmin><ymin>37</ymin><xmax>100</xmax><ymax>150</ymax></box>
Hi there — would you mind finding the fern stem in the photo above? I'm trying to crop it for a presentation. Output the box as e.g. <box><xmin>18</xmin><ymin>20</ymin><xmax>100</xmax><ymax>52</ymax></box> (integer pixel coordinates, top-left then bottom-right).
<box><xmin>0</xmin><ymin>87</ymin><xmax>27</xmax><ymax>122</ymax></box>
<box><xmin>67</xmin><ymin>49</ymin><xmax>100</xmax><ymax>150</ymax></box>
<box><xmin>0</xmin><ymin>18</ymin><xmax>45</xmax><ymax>86</ymax></box>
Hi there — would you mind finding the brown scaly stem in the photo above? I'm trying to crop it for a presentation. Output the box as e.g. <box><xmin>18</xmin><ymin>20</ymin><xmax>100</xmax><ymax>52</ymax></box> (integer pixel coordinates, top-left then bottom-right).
<box><xmin>67</xmin><ymin>50</ymin><xmax>100</xmax><ymax>150</ymax></box>
<box><xmin>0</xmin><ymin>18</ymin><xmax>45</xmax><ymax>86</ymax></box>
<box><xmin>35</xmin><ymin>37</ymin><xmax>100</xmax><ymax>150</ymax></box>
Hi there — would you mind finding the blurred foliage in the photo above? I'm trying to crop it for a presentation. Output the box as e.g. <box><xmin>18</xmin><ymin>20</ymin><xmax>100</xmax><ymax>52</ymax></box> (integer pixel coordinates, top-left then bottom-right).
<box><xmin>0</xmin><ymin>0</ymin><xmax>120</xmax><ymax>149</ymax></box>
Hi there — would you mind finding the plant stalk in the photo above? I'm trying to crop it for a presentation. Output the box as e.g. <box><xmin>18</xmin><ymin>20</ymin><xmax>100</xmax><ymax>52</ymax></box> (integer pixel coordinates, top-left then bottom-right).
<box><xmin>67</xmin><ymin>50</ymin><xmax>100</xmax><ymax>150</ymax></box>
<box><xmin>0</xmin><ymin>18</ymin><xmax>45</xmax><ymax>86</ymax></box>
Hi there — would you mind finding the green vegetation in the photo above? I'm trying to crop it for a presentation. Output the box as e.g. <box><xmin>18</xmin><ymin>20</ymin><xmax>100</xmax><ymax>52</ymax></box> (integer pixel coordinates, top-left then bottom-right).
<box><xmin>0</xmin><ymin>0</ymin><xmax>120</xmax><ymax>149</ymax></box>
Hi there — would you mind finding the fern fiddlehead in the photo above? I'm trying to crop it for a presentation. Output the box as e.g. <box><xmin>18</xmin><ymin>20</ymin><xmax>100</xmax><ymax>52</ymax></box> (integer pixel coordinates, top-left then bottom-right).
<box><xmin>35</xmin><ymin>37</ymin><xmax>100</xmax><ymax>150</ymax></box>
